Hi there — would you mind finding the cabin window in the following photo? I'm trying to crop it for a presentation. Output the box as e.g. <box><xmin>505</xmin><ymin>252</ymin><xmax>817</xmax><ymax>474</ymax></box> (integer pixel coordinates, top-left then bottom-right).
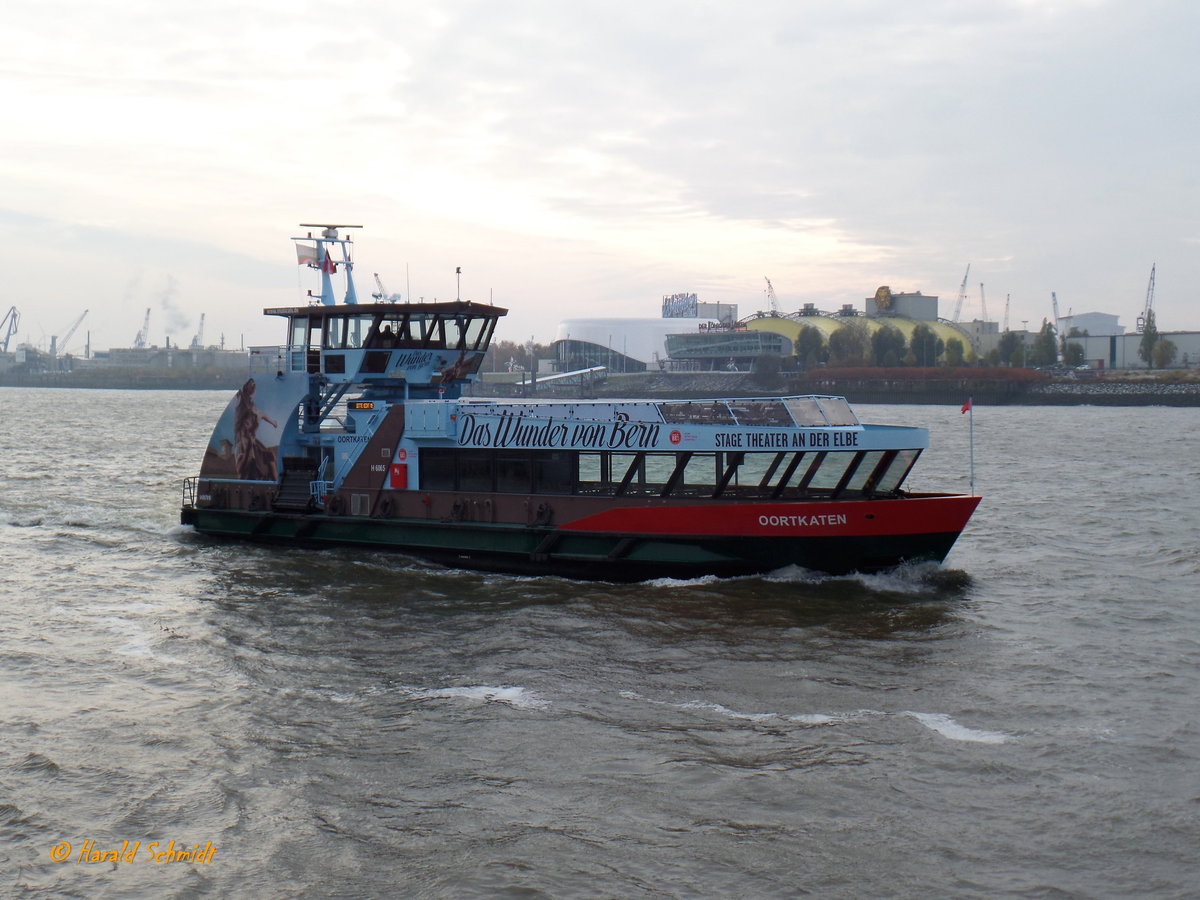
<box><xmin>469</xmin><ymin>317</ymin><xmax>495</xmax><ymax>350</ymax></box>
<box><xmin>873</xmin><ymin>449</ymin><xmax>920</xmax><ymax>494</ymax></box>
<box><xmin>670</xmin><ymin>452</ymin><xmax>721</xmax><ymax>495</ymax></box>
<box><xmin>728</xmin><ymin>400</ymin><xmax>790</xmax><ymax>426</ymax></box>
<box><xmin>496</xmin><ymin>452</ymin><xmax>532</xmax><ymax>493</ymax></box>
<box><xmin>576</xmin><ymin>453</ymin><xmax>605</xmax><ymax>494</ymax></box>
<box><xmin>290</xmin><ymin>316</ymin><xmax>309</xmax><ymax>350</ymax></box>
<box><xmin>288</xmin><ymin>316</ymin><xmax>308</xmax><ymax>371</ymax></box>
<box><xmin>803</xmin><ymin>452</ymin><xmax>857</xmax><ymax>492</ymax></box>
<box><xmin>842</xmin><ymin>451</ymin><xmax>885</xmax><ymax>493</ymax></box>
<box><xmin>659</xmin><ymin>401</ymin><xmax>736</xmax><ymax>425</ymax></box>
<box><xmin>408</xmin><ymin>314</ymin><xmax>430</xmax><ymax>344</ymax></box>
<box><xmin>727</xmin><ymin>451</ymin><xmax>783</xmax><ymax>491</ymax></box>
<box><xmin>612</xmin><ymin>452</ymin><xmax>653</xmax><ymax>495</ymax></box>
<box><xmin>427</xmin><ymin>316</ymin><xmax>446</xmax><ymax>347</ymax></box>
<box><xmin>325</xmin><ymin>317</ymin><xmax>347</xmax><ymax>348</ymax></box>
<box><xmin>288</xmin><ymin>316</ymin><xmax>322</xmax><ymax>373</ymax></box>
<box><xmin>419</xmin><ymin>450</ymin><xmax>456</xmax><ymax>491</ymax></box>
<box><xmin>534</xmin><ymin>451</ymin><xmax>574</xmax><ymax>494</ymax></box>
<box><xmin>458</xmin><ymin>450</ymin><xmax>493</xmax><ymax>491</ymax></box>
<box><xmin>362</xmin><ymin>351</ymin><xmax>390</xmax><ymax>373</ymax></box>
<box><xmin>322</xmin><ymin>315</ymin><xmax>368</xmax><ymax>347</ymax></box>
<box><xmin>816</xmin><ymin>397</ymin><xmax>859</xmax><ymax>426</ymax></box>
<box><xmin>444</xmin><ymin>317</ymin><xmax>468</xmax><ymax>350</ymax></box>
<box><xmin>784</xmin><ymin>397</ymin><xmax>826</xmax><ymax>426</ymax></box>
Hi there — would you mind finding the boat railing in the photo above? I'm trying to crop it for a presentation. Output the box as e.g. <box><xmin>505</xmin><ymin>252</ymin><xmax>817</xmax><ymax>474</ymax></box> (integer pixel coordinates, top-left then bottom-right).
<box><xmin>248</xmin><ymin>345</ymin><xmax>286</xmax><ymax>374</ymax></box>
<box><xmin>182</xmin><ymin>476</ymin><xmax>197</xmax><ymax>509</ymax></box>
<box><xmin>310</xmin><ymin>480</ymin><xmax>331</xmax><ymax>507</ymax></box>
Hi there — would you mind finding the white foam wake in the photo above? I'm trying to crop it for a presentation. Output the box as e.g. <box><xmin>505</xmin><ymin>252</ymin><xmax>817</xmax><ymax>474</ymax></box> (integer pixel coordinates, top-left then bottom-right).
<box><xmin>624</xmin><ymin>691</ymin><xmax>1011</xmax><ymax>743</ymax></box>
<box><xmin>905</xmin><ymin>711</ymin><xmax>1010</xmax><ymax>744</ymax></box>
<box><xmin>678</xmin><ymin>700</ymin><xmax>778</xmax><ymax>722</ymax></box>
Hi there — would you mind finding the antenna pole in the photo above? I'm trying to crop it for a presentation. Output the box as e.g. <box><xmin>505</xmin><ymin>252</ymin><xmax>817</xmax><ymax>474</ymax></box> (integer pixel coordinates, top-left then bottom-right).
<box><xmin>968</xmin><ymin>401</ymin><xmax>975</xmax><ymax>496</ymax></box>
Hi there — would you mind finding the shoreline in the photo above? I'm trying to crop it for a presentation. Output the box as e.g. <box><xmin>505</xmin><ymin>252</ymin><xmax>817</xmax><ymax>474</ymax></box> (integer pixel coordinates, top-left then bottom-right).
<box><xmin>477</xmin><ymin>371</ymin><xmax>1200</xmax><ymax>407</ymax></box>
<box><xmin>3</xmin><ymin>369</ymin><xmax>1199</xmax><ymax>405</ymax></box>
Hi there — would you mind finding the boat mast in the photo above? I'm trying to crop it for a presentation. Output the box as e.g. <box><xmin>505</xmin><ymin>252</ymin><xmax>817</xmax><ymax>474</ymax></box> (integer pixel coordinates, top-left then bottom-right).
<box><xmin>296</xmin><ymin>224</ymin><xmax>362</xmax><ymax>305</ymax></box>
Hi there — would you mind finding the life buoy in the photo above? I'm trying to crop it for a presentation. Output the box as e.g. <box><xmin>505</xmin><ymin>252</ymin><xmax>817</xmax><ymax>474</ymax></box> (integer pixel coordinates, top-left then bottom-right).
<box><xmin>380</xmin><ymin>497</ymin><xmax>393</xmax><ymax>517</ymax></box>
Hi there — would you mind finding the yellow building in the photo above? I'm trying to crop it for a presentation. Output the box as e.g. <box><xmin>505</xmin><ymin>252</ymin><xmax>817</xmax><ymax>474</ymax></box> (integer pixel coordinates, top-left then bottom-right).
<box><xmin>743</xmin><ymin>312</ymin><xmax>976</xmax><ymax>364</ymax></box>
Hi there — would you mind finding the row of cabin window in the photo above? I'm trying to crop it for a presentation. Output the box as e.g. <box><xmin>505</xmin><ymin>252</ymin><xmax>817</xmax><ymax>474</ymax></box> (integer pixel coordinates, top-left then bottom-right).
<box><xmin>418</xmin><ymin>448</ymin><xmax>920</xmax><ymax>498</ymax></box>
<box><xmin>290</xmin><ymin>315</ymin><xmax>496</xmax><ymax>352</ymax></box>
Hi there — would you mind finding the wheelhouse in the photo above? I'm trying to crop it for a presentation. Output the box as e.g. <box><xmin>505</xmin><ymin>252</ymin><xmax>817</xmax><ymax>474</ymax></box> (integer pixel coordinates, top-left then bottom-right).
<box><xmin>267</xmin><ymin>301</ymin><xmax>505</xmax><ymax>384</ymax></box>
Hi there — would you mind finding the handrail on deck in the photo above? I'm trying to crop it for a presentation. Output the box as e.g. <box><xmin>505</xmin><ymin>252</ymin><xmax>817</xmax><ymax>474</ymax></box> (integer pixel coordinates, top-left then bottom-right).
<box><xmin>182</xmin><ymin>476</ymin><xmax>197</xmax><ymax>509</ymax></box>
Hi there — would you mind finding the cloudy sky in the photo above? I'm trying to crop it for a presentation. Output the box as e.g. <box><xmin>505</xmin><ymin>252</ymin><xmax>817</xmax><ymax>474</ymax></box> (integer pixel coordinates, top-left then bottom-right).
<box><xmin>3</xmin><ymin>0</ymin><xmax>1197</xmax><ymax>353</ymax></box>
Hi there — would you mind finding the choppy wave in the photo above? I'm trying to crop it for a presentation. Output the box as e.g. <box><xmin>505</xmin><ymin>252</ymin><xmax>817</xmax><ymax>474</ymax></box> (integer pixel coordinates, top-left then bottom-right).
<box><xmin>405</xmin><ymin>685</ymin><xmax>550</xmax><ymax>710</ymax></box>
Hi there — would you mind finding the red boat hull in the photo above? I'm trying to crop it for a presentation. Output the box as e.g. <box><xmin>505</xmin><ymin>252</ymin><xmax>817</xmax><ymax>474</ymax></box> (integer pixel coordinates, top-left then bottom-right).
<box><xmin>183</xmin><ymin>493</ymin><xmax>979</xmax><ymax>581</ymax></box>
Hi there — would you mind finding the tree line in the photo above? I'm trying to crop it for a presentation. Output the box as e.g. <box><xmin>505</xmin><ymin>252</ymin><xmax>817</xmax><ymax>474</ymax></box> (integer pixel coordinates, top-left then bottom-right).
<box><xmin>788</xmin><ymin>316</ymin><xmax>1180</xmax><ymax>371</ymax></box>
<box><xmin>785</xmin><ymin>321</ymin><xmax>967</xmax><ymax>369</ymax></box>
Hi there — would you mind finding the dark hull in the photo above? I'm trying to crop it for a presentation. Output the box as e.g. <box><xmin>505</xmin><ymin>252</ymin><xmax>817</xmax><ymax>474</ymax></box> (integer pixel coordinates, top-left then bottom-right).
<box><xmin>180</xmin><ymin>494</ymin><xmax>979</xmax><ymax>581</ymax></box>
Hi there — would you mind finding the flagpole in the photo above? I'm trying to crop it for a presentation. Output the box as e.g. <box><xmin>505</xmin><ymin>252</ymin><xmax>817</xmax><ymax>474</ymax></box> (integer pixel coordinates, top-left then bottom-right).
<box><xmin>968</xmin><ymin>398</ymin><xmax>975</xmax><ymax>496</ymax></box>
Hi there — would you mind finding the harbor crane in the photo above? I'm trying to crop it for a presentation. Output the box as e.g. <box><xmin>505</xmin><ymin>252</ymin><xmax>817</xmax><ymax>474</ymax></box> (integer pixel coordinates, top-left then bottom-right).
<box><xmin>190</xmin><ymin>313</ymin><xmax>206</xmax><ymax>350</ymax></box>
<box><xmin>1051</xmin><ymin>291</ymin><xmax>1065</xmax><ymax>362</ymax></box>
<box><xmin>764</xmin><ymin>277</ymin><xmax>780</xmax><ymax>315</ymax></box>
<box><xmin>371</xmin><ymin>272</ymin><xmax>401</xmax><ymax>303</ymax></box>
<box><xmin>952</xmin><ymin>264</ymin><xmax>970</xmax><ymax>322</ymax></box>
<box><xmin>1136</xmin><ymin>263</ymin><xmax>1156</xmax><ymax>333</ymax></box>
<box><xmin>134</xmin><ymin>308</ymin><xmax>151</xmax><ymax>349</ymax></box>
<box><xmin>54</xmin><ymin>309</ymin><xmax>89</xmax><ymax>357</ymax></box>
<box><xmin>1</xmin><ymin>306</ymin><xmax>18</xmax><ymax>352</ymax></box>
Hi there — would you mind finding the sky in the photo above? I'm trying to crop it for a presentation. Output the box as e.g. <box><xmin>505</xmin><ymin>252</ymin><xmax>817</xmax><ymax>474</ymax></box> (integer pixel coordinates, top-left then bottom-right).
<box><xmin>3</xmin><ymin>0</ymin><xmax>1198</xmax><ymax>355</ymax></box>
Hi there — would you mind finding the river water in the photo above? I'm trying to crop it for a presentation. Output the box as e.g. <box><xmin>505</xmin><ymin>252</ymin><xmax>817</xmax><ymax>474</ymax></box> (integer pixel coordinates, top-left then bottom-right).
<box><xmin>1</xmin><ymin>388</ymin><xmax>1197</xmax><ymax>898</ymax></box>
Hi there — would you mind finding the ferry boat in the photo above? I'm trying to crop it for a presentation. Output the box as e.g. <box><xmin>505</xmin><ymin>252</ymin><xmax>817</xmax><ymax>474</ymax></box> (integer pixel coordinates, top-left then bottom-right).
<box><xmin>180</xmin><ymin>226</ymin><xmax>980</xmax><ymax>581</ymax></box>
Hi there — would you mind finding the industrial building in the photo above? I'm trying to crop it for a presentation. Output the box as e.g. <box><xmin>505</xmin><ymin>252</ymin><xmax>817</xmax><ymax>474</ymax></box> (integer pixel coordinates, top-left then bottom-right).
<box><xmin>1066</xmin><ymin>330</ymin><xmax>1200</xmax><ymax>369</ymax></box>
